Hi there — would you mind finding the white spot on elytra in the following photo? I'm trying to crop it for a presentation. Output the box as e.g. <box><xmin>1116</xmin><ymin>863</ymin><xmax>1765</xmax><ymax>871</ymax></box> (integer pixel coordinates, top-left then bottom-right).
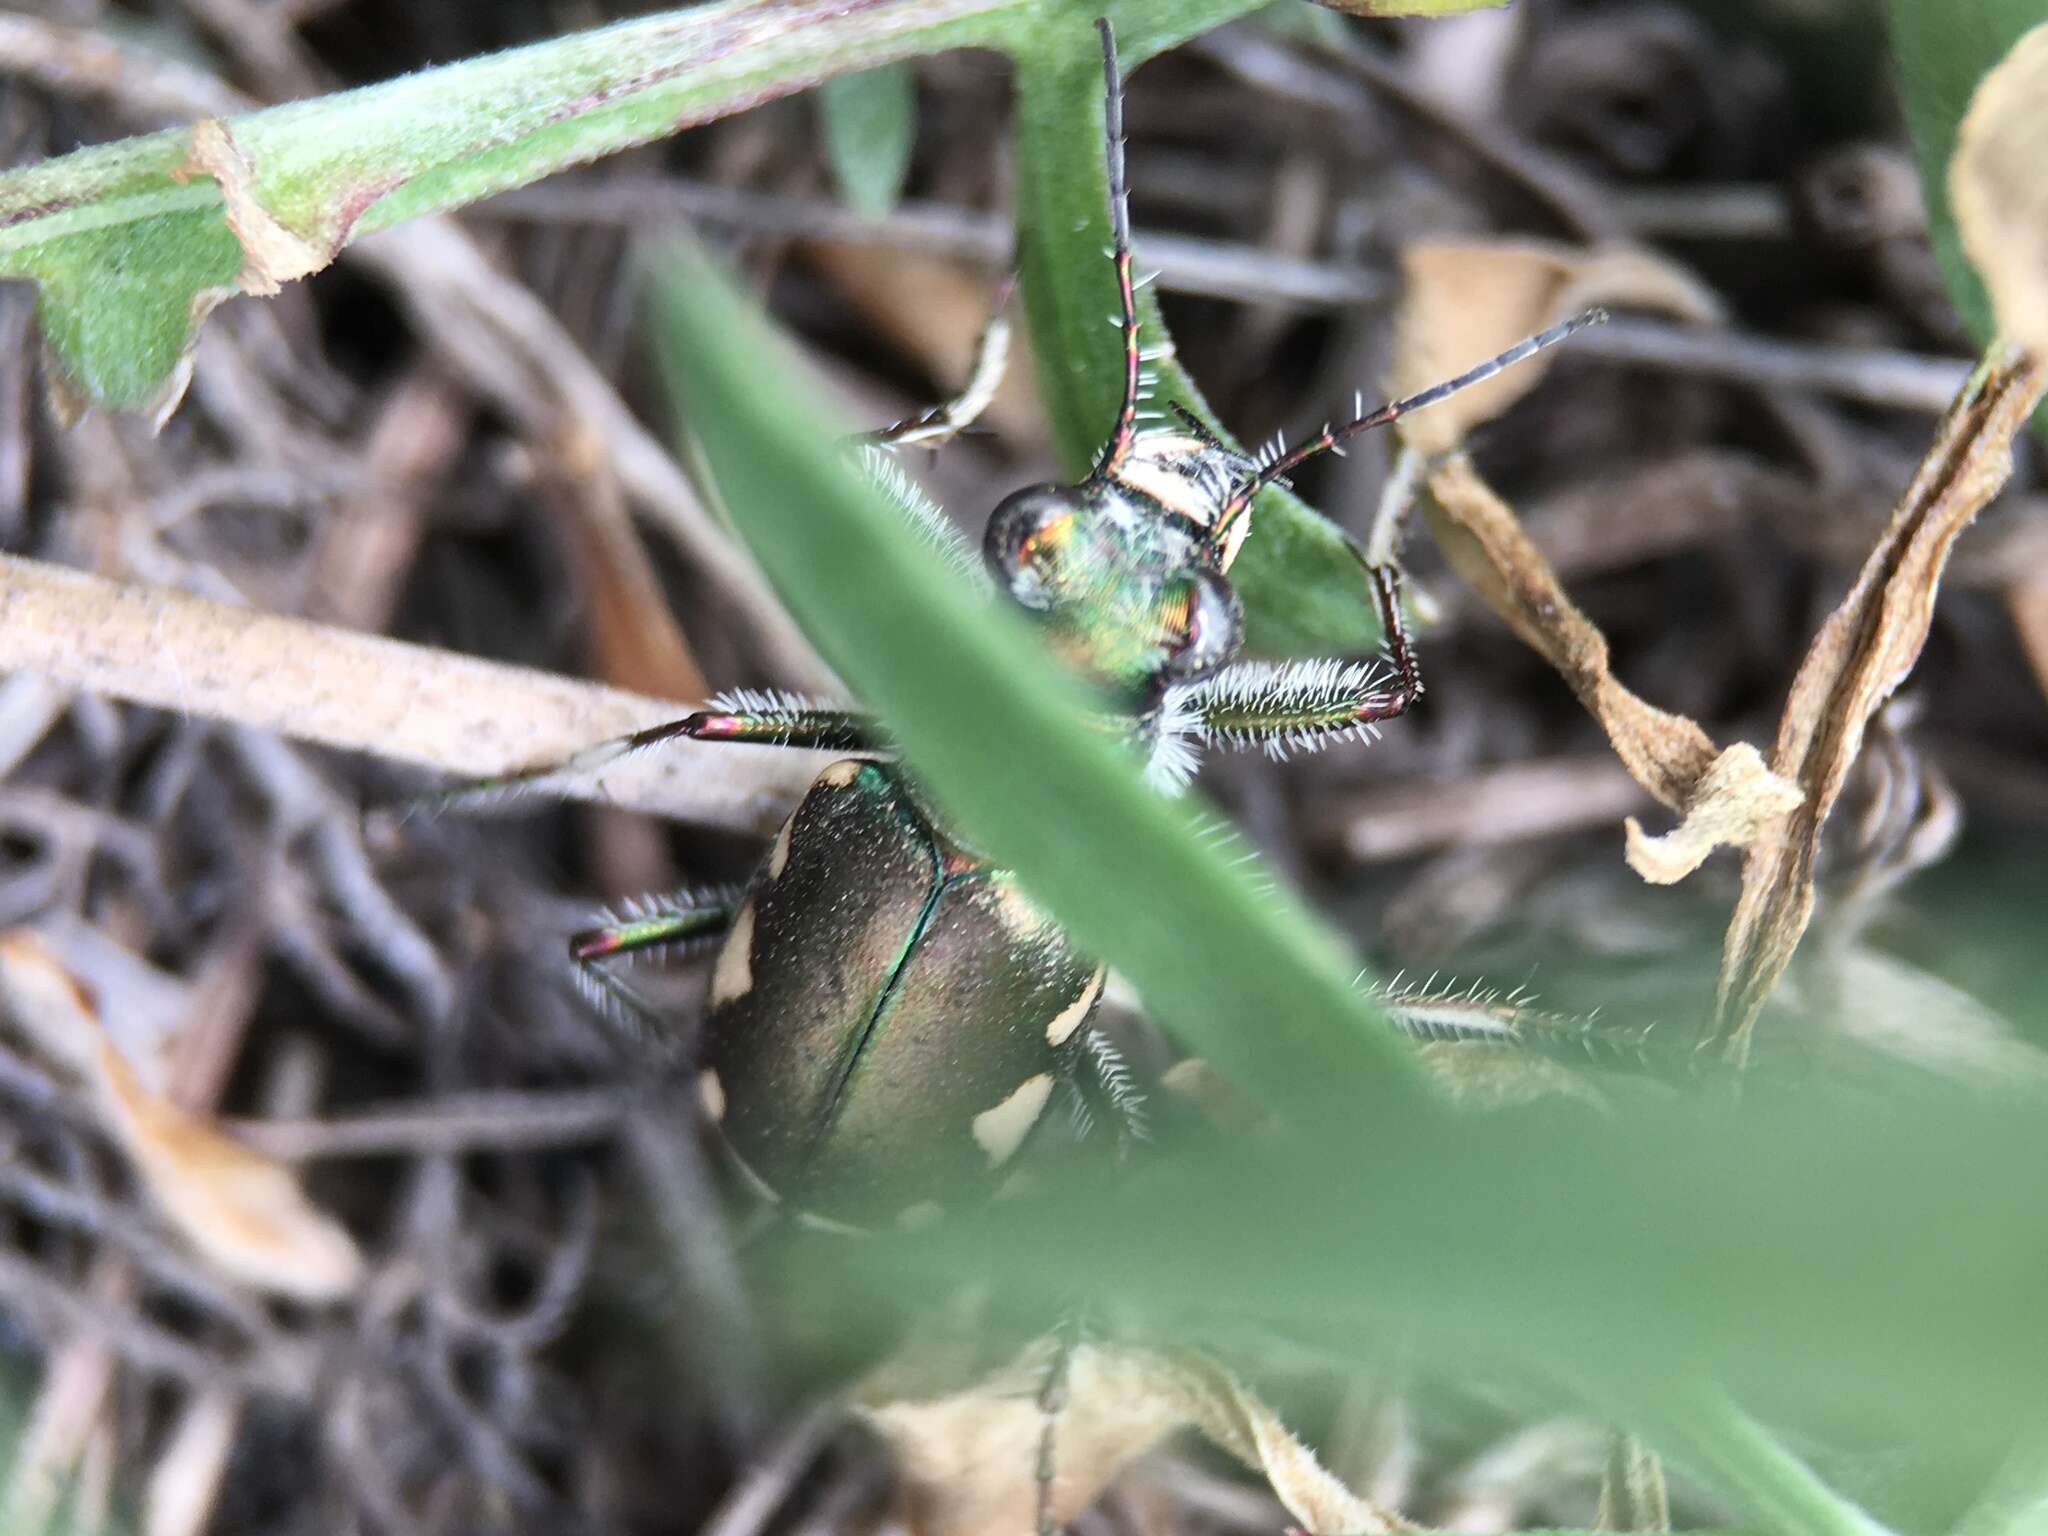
<box><xmin>818</xmin><ymin>759</ymin><xmax>864</xmax><ymax>789</ymax></box>
<box><xmin>710</xmin><ymin>901</ymin><xmax>755</xmax><ymax>1006</ymax></box>
<box><xmin>697</xmin><ymin>1069</ymin><xmax>726</xmax><ymax>1121</ymax></box>
<box><xmin>1045</xmin><ymin>968</ymin><xmax>1104</xmax><ymax>1047</ymax></box>
<box><xmin>971</xmin><ymin>1073</ymin><xmax>1053</xmax><ymax>1168</ymax></box>
<box><xmin>994</xmin><ymin>879</ymin><xmax>1052</xmax><ymax>935</ymax></box>
<box><xmin>767</xmin><ymin>812</ymin><xmax>796</xmax><ymax>881</ymax></box>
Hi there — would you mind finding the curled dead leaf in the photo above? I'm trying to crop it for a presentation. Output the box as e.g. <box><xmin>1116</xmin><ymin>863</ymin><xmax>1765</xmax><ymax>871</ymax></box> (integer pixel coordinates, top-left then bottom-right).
<box><xmin>859</xmin><ymin>1336</ymin><xmax>1404</xmax><ymax>1536</ymax></box>
<box><xmin>1714</xmin><ymin>347</ymin><xmax>2048</xmax><ymax>1060</ymax></box>
<box><xmin>1390</xmin><ymin>239</ymin><xmax>1721</xmax><ymax>457</ymax></box>
<box><xmin>1421</xmin><ymin>455</ymin><xmax>1744</xmax><ymax>813</ymax></box>
<box><xmin>0</xmin><ymin>930</ymin><xmax>363</xmax><ymax>1301</ymax></box>
<box><xmin>1625</xmin><ymin>743</ymin><xmax>1804</xmax><ymax>886</ymax></box>
<box><xmin>1949</xmin><ymin>22</ymin><xmax>2048</xmax><ymax>355</ymax></box>
<box><xmin>0</xmin><ymin>927</ymin><xmax>103</xmax><ymax>1077</ymax></box>
<box><xmin>172</xmin><ymin>119</ymin><xmax>333</xmax><ymax>298</ymax></box>
<box><xmin>1390</xmin><ymin>241</ymin><xmax>1797</xmax><ymax>882</ymax></box>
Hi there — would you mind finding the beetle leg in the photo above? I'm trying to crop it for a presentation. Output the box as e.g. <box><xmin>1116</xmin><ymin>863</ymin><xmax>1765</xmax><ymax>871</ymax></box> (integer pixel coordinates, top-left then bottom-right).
<box><xmin>862</xmin><ymin>286</ymin><xmax>1013</xmax><ymax>454</ymax></box>
<box><xmin>1174</xmin><ymin>562</ymin><xmax>1422</xmax><ymax>759</ymax></box>
<box><xmin>569</xmin><ymin>884</ymin><xmax>745</xmax><ymax>963</ymax></box>
<box><xmin>1072</xmin><ymin>1028</ymin><xmax>1149</xmax><ymax>1151</ymax></box>
<box><xmin>567</xmin><ymin>884</ymin><xmax>747</xmax><ymax>1053</ymax></box>
<box><xmin>414</xmin><ymin>696</ymin><xmax>892</xmax><ymax>818</ymax></box>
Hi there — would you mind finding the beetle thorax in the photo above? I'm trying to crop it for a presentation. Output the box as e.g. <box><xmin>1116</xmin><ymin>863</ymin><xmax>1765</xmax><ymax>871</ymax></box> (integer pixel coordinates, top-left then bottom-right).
<box><xmin>1105</xmin><ymin>428</ymin><xmax>1256</xmax><ymax>573</ymax></box>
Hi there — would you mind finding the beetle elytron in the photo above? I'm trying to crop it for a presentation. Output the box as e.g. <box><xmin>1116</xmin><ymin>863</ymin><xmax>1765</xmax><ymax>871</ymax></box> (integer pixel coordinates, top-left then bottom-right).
<box><xmin>552</xmin><ymin>20</ymin><xmax>1596</xmax><ymax>1228</ymax></box>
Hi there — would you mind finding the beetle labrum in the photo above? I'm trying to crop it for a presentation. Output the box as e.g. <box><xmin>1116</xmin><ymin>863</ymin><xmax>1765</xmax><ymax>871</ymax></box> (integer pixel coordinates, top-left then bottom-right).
<box><xmin>543</xmin><ymin>20</ymin><xmax>1599</xmax><ymax>1229</ymax></box>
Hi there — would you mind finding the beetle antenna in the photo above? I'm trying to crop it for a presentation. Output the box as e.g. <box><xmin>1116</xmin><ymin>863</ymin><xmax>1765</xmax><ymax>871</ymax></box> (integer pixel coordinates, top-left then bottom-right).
<box><xmin>1206</xmin><ymin>308</ymin><xmax>1607</xmax><ymax>551</ymax></box>
<box><xmin>1090</xmin><ymin>17</ymin><xmax>1144</xmax><ymax>480</ymax></box>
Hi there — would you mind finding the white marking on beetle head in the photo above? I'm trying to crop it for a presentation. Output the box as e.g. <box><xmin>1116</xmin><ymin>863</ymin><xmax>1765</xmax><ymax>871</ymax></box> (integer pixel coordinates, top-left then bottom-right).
<box><xmin>1114</xmin><ymin>459</ymin><xmax>1217</xmax><ymax>527</ymax></box>
<box><xmin>1045</xmin><ymin>967</ymin><xmax>1105</xmax><ymax>1047</ymax></box>
<box><xmin>970</xmin><ymin>1073</ymin><xmax>1054</xmax><ymax>1168</ymax></box>
<box><xmin>697</xmin><ymin>1069</ymin><xmax>727</xmax><ymax>1121</ymax></box>
<box><xmin>709</xmin><ymin>901</ymin><xmax>755</xmax><ymax>1007</ymax></box>
<box><xmin>766</xmin><ymin>811</ymin><xmax>796</xmax><ymax>881</ymax></box>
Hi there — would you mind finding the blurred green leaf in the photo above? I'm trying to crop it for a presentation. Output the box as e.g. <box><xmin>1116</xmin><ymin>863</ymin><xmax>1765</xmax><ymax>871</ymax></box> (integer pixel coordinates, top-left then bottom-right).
<box><xmin>820</xmin><ymin>63</ymin><xmax>919</xmax><ymax>220</ymax></box>
<box><xmin>648</xmin><ymin>237</ymin><xmax>1437</xmax><ymax>1130</ymax></box>
<box><xmin>1010</xmin><ymin>17</ymin><xmax>1387</xmax><ymax>659</ymax></box>
<box><xmin>1316</xmin><ymin>0</ymin><xmax>1510</xmax><ymax>13</ymax></box>
<box><xmin>806</xmin><ymin>1070</ymin><xmax>2048</xmax><ymax>1490</ymax></box>
<box><xmin>1887</xmin><ymin>0</ymin><xmax>2045</xmax><ymax>347</ymax></box>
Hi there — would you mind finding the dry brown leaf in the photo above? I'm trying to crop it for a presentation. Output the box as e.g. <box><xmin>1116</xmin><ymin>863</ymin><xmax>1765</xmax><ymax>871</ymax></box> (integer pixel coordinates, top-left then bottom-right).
<box><xmin>1713</xmin><ymin>347</ymin><xmax>2048</xmax><ymax>1061</ymax></box>
<box><xmin>534</xmin><ymin>420</ymin><xmax>709</xmax><ymax>702</ymax></box>
<box><xmin>0</xmin><ymin>552</ymin><xmax>820</xmax><ymax>832</ymax></box>
<box><xmin>0</xmin><ymin>927</ymin><xmax>104</xmax><ymax>1078</ymax></box>
<box><xmin>859</xmin><ymin>1337</ymin><xmax>1405</xmax><ymax>1536</ymax></box>
<box><xmin>1949</xmin><ymin>22</ymin><xmax>2048</xmax><ymax>355</ymax></box>
<box><xmin>1392</xmin><ymin>242</ymin><xmax>1798</xmax><ymax>879</ymax></box>
<box><xmin>172</xmin><ymin>119</ymin><xmax>335</xmax><ymax>297</ymax></box>
<box><xmin>1390</xmin><ymin>239</ymin><xmax>1721</xmax><ymax>456</ymax></box>
<box><xmin>1624</xmin><ymin>743</ymin><xmax>1804</xmax><ymax>885</ymax></box>
<box><xmin>0</xmin><ymin>930</ymin><xmax>363</xmax><ymax>1301</ymax></box>
<box><xmin>1421</xmin><ymin>456</ymin><xmax>1725</xmax><ymax>811</ymax></box>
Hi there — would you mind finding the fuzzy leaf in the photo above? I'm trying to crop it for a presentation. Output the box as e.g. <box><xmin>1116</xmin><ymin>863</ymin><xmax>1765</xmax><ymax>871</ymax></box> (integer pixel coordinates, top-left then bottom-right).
<box><xmin>0</xmin><ymin>0</ymin><xmax>1032</xmax><ymax>415</ymax></box>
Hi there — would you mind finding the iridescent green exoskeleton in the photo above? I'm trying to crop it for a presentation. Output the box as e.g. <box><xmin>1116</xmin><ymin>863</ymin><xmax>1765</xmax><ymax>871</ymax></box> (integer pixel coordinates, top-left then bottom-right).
<box><xmin>536</xmin><ymin>19</ymin><xmax>1599</xmax><ymax>1231</ymax></box>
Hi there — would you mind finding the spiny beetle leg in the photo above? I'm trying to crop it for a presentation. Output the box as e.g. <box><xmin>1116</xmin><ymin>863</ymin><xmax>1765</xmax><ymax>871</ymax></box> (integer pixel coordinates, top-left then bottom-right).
<box><xmin>569</xmin><ymin>885</ymin><xmax>744</xmax><ymax>963</ymax></box>
<box><xmin>412</xmin><ymin>699</ymin><xmax>892</xmax><ymax>821</ymax></box>
<box><xmin>1175</xmin><ymin>562</ymin><xmax>1421</xmax><ymax>756</ymax></box>
<box><xmin>571</xmin><ymin>886</ymin><xmax>748</xmax><ymax>1058</ymax></box>
<box><xmin>863</xmin><ymin>280</ymin><xmax>1015</xmax><ymax>453</ymax></box>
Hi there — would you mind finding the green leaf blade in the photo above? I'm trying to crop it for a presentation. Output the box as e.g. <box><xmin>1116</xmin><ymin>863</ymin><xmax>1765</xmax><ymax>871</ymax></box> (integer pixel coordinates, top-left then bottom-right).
<box><xmin>820</xmin><ymin>63</ymin><xmax>919</xmax><ymax>220</ymax></box>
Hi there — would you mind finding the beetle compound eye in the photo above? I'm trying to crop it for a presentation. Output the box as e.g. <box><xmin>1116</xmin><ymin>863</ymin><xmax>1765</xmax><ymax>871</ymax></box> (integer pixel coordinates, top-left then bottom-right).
<box><xmin>984</xmin><ymin>485</ymin><xmax>1081</xmax><ymax>611</ymax></box>
<box><xmin>1159</xmin><ymin>570</ymin><xmax>1243</xmax><ymax>685</ymax></box>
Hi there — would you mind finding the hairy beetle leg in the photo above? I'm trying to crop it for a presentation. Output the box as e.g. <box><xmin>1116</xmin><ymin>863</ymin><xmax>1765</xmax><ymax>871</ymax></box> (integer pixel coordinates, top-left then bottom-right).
<box><xmin>863</xmin><ymin>280</ymin><xmax>1015</xmax><ymax>453</ymax></box>
<box><xmin>408</xmin><ymin>701</ymin><xmax>892</xmax><ymax>822</ymax></box>
<box><xmin>1175</xmin><ymin>561</ymin><xmax>1421</xmax><ymax>757</ymax></box>
<box><xmin>570</xmin><ymin>889</ymin><xmax>742</xmax><ymax>963</ymax></box>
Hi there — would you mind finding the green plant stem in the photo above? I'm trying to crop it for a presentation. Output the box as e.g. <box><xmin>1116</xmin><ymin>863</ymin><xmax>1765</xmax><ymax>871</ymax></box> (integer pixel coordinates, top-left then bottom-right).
<box><xmin>1009</xmin><ymin>15</ymin><xmax>1388</xmax><ymax>658</ymax></box>
<box><xmin>1612</xmin><ymin>1385</ymin><xmax>1895</xmax><ymax>1536</ymax></box>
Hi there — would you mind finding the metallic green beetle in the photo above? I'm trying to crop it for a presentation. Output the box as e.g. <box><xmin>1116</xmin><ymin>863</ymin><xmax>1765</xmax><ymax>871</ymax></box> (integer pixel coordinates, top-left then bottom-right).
<box><xmin>563</xmin><ymin>20</ymin><xmax>1596</xmax><ymax>1227</ymax></box>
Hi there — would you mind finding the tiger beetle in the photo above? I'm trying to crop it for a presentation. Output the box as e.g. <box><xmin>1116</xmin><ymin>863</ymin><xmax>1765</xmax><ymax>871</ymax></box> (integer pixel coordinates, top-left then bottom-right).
<box><xmin>545</xmin><ymin>19</ymin><xmax>1600</xmax><ymax>1231</ymax></box>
